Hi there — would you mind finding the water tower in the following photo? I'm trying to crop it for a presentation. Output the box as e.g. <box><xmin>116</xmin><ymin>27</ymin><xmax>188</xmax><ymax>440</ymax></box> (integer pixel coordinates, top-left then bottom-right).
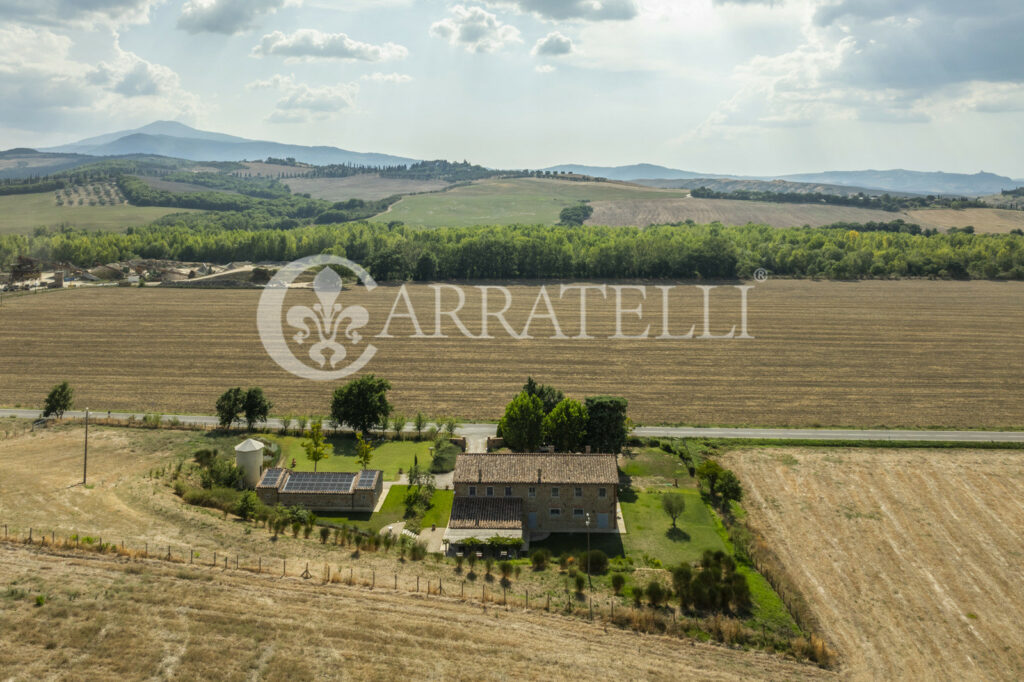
<box><xmin>234</xmin><ymin>438</ymin><xmax>265</xmax><ymax>488</ymax></box>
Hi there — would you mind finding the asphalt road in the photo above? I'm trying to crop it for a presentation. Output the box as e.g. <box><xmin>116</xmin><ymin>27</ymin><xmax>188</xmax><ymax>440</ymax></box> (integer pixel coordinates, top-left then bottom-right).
<box><xmin>2</xmin><ymin>409</ymin><xmax>1022</xmax><ymax>443</ymax></box>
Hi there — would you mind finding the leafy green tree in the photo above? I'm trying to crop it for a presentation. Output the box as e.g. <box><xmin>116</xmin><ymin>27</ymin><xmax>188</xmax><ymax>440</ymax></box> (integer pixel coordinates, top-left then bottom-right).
<box><xmin>355</xmin><ymin>432</ymin><xmax>374</xmax><ymax>470</ymax></box>
<box><xmin>330</xmin><ymin>374</ymin><xmax>392</xmax><ymax>435</ymax></box>
<box><xmin>523</xmin><ymin>376</ymin><xmax>564</xmax><ymax>414</ymax></box>
<box><xmin>558</xmin><ymin>203</ymin><xmax>594</xmax><ymax>226</ymax></box>
<box><xmin>215</xmin><ymin>387</ymin><xmax>244</xmax><ymax>428</ymax></box>
<box><xmin>236</xmin><ymin>491</ymin><xmax>259</xmax><ymax>520</ymax></box>
<box><xmin>696</xmin><ymin>460</ymin><xmax>725</xmax><ymax>496</ymax></box>
<box><xmin>542</xmin><ymin>398</ymin><xmax>588</xmax><ymax>452</ymax></box>
<box><xmin>443</xmin><ymin>416</ymin><xmax>459</xmax><ymax>438</ymax></box>
<box><xmin>42</xmin><ymin>381</ymin><xmax>73</xmax><ymax>419</ymax></box>
<box><xmin>243</xmin><ymin>387</ymin><xmax>272</xmax><ymax>431</ymax></box>
<box><xmin>413</xmin><ymin>412</ymin><xmax>427</xmax><ymax>440</ymax></box>
<box><xmin>645</xmin><ymin>580</ymin><xmax>666</xmax><ymax>607</ymax></box>
<box><xmin>498</xmin><ymin>391</ymin><xmax>545</xmax><ymax>452</ymax></box>
<box><xmin>716</xmin><ymin>470</ymin><xmax>744</xmax><ymax>507</ymax></box>
<box><xmin>611</xmin><ymin>572</ymin><xmax>626</xmax><ymax>594</ymax></box>
<box><xmin>584</xmin><ymin>396</ymin><xmax>629</xmax><ymax>453</ymax></box>
<box><xmin>302</xmin><ymin>419</ymin><xmax>330</xmax><ymax>472</ymax></box>
<box><xmin>661</xmin><ymin>493</ymin><xmax>686</xmax><ymax>528</ymax></box>
<box><xmin>391</xmin><ymin>413</ymin><xmax>407</xmax><ymax>440</ymax></box>
<box><xmin>414</xmin><ymin>251</ymin><xmax>437</xmax><ymax>281</ymax></box>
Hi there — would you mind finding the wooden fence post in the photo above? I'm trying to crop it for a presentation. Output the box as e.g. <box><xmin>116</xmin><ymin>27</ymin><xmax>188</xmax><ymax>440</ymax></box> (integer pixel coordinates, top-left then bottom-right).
<box><xmin>461</xmin><ymin>581</ymin><xmax>465</xmax><ymax>598</ymax></box>
<box><xmin>372</xmin><ymin>570</ymin><xmax>375</xmax><ymax>589</ymax></box>
<box><xmin>28</xmin><ymin>528</ymin><xmax>32</xmax><ymax>543</ymax></box>
<box><xmin>327</xmin><ymin>565</ymin><xmax>330</xmax><ymax>583</ymax></box>
<box><xmin>283</xmin><ymin>559</ymin><xmax>286</xmax><ymax>577</ymax></box>
<box><xmin>439</xmin><ymin>577</ymin><xmax>442</xmax><ymax>595</ymax></box>
<box><xmin>190</xmin><ymin>549</ymin><xmax>193</xmax><ymax>564</ymax></box>
<box><xmin>213</xmin><ymin>551</ymin><xmax>217</xmax><ymax>567</ymax></box>
<box><xmin>526</xmin><ymin>589</ymin><xmax>529</xmax><ymax>609</ymax></box>
<box><xmin>235</xmin><ymin>556</ymin><xmax>239</xmax><ymax>570</ymax></box>
<box><xmin>395</xmin><ymin>574</ymin><xmax>398</xmax><ymax>590</ymax></box>
<box><xmin>416</xmin><ymin>576</ymin><xmax>420</xmax><ymax>593</ymax></box>
<box><xmin>258</xmin><ymin>556</ymin><xmax>261</xmax><ymax>574</ymax></box>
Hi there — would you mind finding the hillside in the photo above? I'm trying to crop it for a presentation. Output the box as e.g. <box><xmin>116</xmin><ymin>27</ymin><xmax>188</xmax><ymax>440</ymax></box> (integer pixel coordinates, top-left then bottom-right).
<box><xmin>632</xmin><ymin>177</ymin><xmax>921</xmax><ymax>198</ymax></box>
<box><xmin>44</xmin><ymin>122</ymin><xmax>417</xmax><ymax>168</ymax></box>
<box><xmin>778</xmin><ymin>169</ymin><xmax>1019</xmax><ymax>196</ymax></box>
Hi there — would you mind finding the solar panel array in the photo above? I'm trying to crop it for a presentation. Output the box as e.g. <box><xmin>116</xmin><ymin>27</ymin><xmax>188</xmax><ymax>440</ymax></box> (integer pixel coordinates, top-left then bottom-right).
<box><xmin>258</xmin><ymin>468</ymin><xmax>285</xmax><ymax>488</ymax></box>
<box><xmin>282</xmin><ymin>471</ymin><xmax>356</xmax><ymax>494</ymax></box>
<box><xmin>356</xmin><ymin>469</ymin><xmax>378</xmax><ymax>489</ymax></box>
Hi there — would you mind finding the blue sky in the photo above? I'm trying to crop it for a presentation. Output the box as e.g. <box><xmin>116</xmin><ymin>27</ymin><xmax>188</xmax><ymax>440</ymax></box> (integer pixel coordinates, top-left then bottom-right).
<box><xmin>1</xmin><ymin>0</ymin><xmax>1022</xmax><ymax>176</ymax></box>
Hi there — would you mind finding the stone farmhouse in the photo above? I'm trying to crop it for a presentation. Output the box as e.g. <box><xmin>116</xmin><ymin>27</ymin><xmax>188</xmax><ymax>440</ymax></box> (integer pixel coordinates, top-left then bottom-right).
<box><xmin>255</xmin><ymin>468</ymin><xmax>383</xmax><ymax>512</ymax></box>
<box><xmin>444</xmin><ymin>452</ymin><xmax>619</xmax><ymax>553</ymax></box>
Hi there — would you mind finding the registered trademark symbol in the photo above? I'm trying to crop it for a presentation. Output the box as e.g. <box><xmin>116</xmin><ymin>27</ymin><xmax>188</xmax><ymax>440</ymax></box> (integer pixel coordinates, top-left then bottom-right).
<box><xmin>753</xmin><ymin>268</ymin><xmax>769</xmax><ymax>282</ymax></box>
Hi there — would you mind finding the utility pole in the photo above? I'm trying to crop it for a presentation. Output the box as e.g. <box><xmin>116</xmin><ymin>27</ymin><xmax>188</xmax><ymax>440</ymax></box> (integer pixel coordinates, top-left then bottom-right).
<box><xmin>83</xmin><ymin>407</ymin><xmax>89</xmax><ymax>485</ymax></box>
<box><xmin>585</xmin><ymin>511</ymin><xmax>592</xmax><ymax>590</ymax></box>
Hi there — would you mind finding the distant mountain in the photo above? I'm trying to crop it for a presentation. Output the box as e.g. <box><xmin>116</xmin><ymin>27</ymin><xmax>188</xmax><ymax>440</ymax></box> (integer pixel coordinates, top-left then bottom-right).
<box><xmin>776</xmin><ymin>170</ymin><xmax>1018</xmax><ymax>197</ymax></box>
<box><xmin>542</xmin><ymin>163</ymin><xmax>727</xmax><ymax>181</ymax></box>
<box><xmin>44</xmin><ymin>121</ymin><xmax>418</xmax><ymax>167</ymax></box>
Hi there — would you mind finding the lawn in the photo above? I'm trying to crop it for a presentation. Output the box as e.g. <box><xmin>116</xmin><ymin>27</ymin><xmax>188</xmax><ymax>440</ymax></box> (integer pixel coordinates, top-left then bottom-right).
<box><xmin>264</xmin><ymin>434</ymin><xmax>432</xmax><ymax>481</ymax></box>
<box><xmin>0</xmin><ymin>192</ymin><xmax>198</xmax><ymax>234</ymax></box>
<box><xmin>620</xmin><ymin>446</ymin><xmax>691</xmax><ymax>481</ymax></box>
<box><xmin>373</xmin><ymin>177</ymin><xmax>688</xmax><ymax>227</ymax></box>
<box><xmin>317</xmin><ymin>485</ymin><xmax>453</xmax><ymax>534</ymax></box>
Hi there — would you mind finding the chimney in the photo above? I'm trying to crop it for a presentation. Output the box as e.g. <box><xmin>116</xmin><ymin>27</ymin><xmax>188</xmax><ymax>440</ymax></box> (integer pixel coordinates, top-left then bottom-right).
<box><xmin>585</xmin><ymin>445</ymin><xmax>591</xmax><ymax>454</ymax></box>
<box><xmin>537</xmin><ymin>468</ymin><xmax>542</xmax><ymax>483</ymax></box>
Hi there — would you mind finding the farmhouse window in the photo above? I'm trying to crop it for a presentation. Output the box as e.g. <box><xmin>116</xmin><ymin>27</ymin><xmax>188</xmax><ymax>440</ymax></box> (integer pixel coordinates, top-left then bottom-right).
<box><xmin>528</xmin><ymin>486</ymin><xmax>536</xmax><ymax>497</ymax></box>
<box><xmin>551</xmin><ymin>487</ymin><xmax>560</xmax><ymax>498</ymax></box>
<box><xmin>549</xmin><ymin>508</ymin><xmax>561</xmax><ymax>517</ymax></box>
<box><xmin>486</xmin><ymin>486</ymin><xmax>494</xmax><ymax>497</ymax></box>
<box><xmin>504</xmin><ymin>486</ymin><xmax>512</xmax><ymax>497</ymax></box>
<box><xmin>573</xmin><ymin>508</ymin><xmax>584</xmax><ymax>518</ymax></box>
<box><xmin>598</xmin><ymin>488</ymin><xmax>607</xmax><ymax>498</ymax></box>
<box><xmin>469</xmin><ymin>486</ymin><xmax>476</xmax><ymax>497</ymax></box>
<box><xmin>574</xmin><ymin>487</ymin><xmax>582</xmax><ymax>498</ymax></box>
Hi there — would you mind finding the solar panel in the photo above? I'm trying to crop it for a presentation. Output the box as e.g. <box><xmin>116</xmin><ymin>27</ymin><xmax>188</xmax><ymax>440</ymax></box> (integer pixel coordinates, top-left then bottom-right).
<box><xmin>258</xmin><ymin>468</ymin><xmax>284</xmax><ymax>488</ymax></box>
<box><xmin>356</xmin><ymin>470</ymin><xmax>378</xmax><ymax>488</ymax></box>
<box><xmin>281</xmin><ymin>471</ymin><xmax>355</xmax><ymax>493</ymax></box>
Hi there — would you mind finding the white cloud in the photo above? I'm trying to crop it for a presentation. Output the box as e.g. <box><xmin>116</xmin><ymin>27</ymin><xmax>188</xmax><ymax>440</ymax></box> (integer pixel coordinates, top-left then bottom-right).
<box><xmin>0</xmin><ymin>25</ymin><xmax>198</xmax><ymax>132</ymax></box>
<box><xmin>494</xmin><ymin>0</ymin><xmax>638</xmax><ymax>21</ymax></box>
<box><xmin>535</xmin><ymin>64</ymin><xmax>555</xmax><ymax>73</ymax></box>
<box><xmin>532</xmin><ymin>31</ymin><xmax>574</xmax><ymax>56</ymax></box>
<box><xmin>361</xmin><ymin>72</ymin><xmax>413</xmax><ymax>83</ymax></box>
<box><xmin>0</xmin><ymin>0</ymin><xmax>160</xmax><ymax>28</ymax></box>
<box><xmin>430</xmin><ymin>5</ymin><xmax>522</xmax><ymax>53</ymax></box>
<box><xmin>252</xmin><ymin>29</ymin><xmax>408</xmax><ymax>61</ymax></box>
<box><xmin>249</xmin><ymin>74</ymin><xmax>359</xmax><ymax>122</ymax></box>
<box><xmin>178</xmin><ymin>0</ymin><xmax>299</xmax><ymax>35</ymax></box>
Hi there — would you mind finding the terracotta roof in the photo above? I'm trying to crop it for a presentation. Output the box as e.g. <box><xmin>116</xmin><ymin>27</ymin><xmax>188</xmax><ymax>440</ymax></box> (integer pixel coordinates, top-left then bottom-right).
<box><xmin>449</xmin><ymin>497</ymin><xmax>523</xmax><ymax>530</ymax></box>
<box><xmin>453</xmin><ymin>453</ymin><xmax>618</xmax><ymax>485</ymax></box>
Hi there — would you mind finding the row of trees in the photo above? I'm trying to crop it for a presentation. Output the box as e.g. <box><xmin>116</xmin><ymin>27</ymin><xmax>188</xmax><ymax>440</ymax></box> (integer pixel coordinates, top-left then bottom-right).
<box><xmin>497</xmin><ymin>377</ymin><xmax>629</xmax><ymax>453</ymax></box>
<box><xmin>691</xmin><ymin>186</ymin><xmax>987</xmax><ymax>211</ymax></box>
<box><xmin>6</xmin><ymin>219</ymin><xmax>1021</xmax><ymax>281</ymax></box>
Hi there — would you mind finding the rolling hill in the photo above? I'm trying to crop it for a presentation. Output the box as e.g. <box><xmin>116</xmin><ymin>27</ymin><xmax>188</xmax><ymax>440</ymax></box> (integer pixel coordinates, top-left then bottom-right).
<box><xmin>43</xmin><ymin>121</ymin><xmax>417</xmax><ymax>168</ymax></box>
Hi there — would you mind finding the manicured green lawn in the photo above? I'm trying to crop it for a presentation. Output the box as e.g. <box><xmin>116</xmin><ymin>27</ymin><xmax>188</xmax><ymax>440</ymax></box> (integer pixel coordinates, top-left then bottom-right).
<box><xmin>317</xmin><ymin>485</ymin><xmax>453</xmax><ymax>534</ymax></box>
<box><xmin>265</xmin><ymin>434</ymin><xmax>431</xmax><ymax>480</ymax></box>
<box><xmin>620</xmin><ymin>446</ymin><xmax>692</xmax><ymax>481</ymax></box>
<box><xmin>619</xmin><ymin>488</ymin><xmax>728</xmax><ymax>565</ymax></box>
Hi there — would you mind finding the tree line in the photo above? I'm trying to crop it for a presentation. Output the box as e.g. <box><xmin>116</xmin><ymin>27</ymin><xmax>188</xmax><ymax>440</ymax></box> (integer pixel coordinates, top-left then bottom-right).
<box><xmin>4</xmin><ymin>219</ymin><xmax>1021</xmax><ymax>280</ymax></box>
<box><xmin>690</xmin><ymin>186</ymin><xmax>988</xmax><ymax>211</ymax></box>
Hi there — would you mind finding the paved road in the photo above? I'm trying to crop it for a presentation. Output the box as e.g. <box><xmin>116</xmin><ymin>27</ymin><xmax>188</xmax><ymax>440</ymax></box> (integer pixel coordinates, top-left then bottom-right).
<box><xmin>2</xmin><ymin>409</ymin><xmax>1022</xmax><ymax>443</ymax></box>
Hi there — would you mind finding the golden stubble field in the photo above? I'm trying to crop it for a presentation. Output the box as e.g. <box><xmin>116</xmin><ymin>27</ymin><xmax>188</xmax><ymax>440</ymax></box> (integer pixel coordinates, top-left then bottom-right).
<box><xmin>0</xmin><ymin>427</ymin><xmax>830</xmax><ymax>680</ymax></box>
<box><xmin>0</xmin><ymin>279</ymin><xmax>1022</xmax><ymax>427</ymax></box>
<box><xmin>727</xmin><ymin>447</ymin><xmax>1024</xmax><ymax>681</ymax></box>
<box><xmin>0</xmin><ymin>545</ymin><xmax>831</xmax><ymax>681</ymax></box>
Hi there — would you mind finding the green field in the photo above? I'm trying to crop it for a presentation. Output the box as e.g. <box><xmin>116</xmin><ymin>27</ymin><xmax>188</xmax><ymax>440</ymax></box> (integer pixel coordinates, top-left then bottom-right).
<box><xmin>372</xmin><ymin>177</ymin><xmax>688</xmax><ymax>226</ymax></box>
<box><xmin>0</xmin><ymin>192</ymin><xmax>198</xmax><ymax>234</ymax></box>
<box><xmin>264</xmin><ymin>433</ymin><xmax>432</xmax><ymax>481</ymax></box>
<box><xmin>318</xmin><ymin>485</ymin><xmax>454</xmax><ymax>532</ymax></box>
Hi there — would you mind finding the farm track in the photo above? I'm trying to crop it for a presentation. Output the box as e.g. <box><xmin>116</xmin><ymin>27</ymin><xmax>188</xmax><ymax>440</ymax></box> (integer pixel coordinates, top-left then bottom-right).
<box><xmin>1</xmin><ymin>280</ymin><xmax>1021</xmax><ymax>427</ymax></box>
<box><xmin>727</xmin><ymin>448</ymin><xmax>1024</xmax><ymax>681</ymax></box>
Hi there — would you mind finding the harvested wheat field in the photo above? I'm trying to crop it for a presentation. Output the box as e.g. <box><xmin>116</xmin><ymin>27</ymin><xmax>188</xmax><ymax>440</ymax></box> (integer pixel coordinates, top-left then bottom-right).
<box><xmin>1</xmin><ymin>280</ymin><xmax>1022</xmax><ymax>427</ymax></box>
<box><xmin>906</xmin><ymin>208</ymin><xmax>1024</xmax><ymax>234</ymax></box>
<box><xmin>0</xmin><ymin>545</ymin><xmax>830</xmax><ymax>681</ymax></box>
<box><xmin>726</xmin><ymin>448</ymin><xmax>1024</xmax><ymax>681</ymax></box>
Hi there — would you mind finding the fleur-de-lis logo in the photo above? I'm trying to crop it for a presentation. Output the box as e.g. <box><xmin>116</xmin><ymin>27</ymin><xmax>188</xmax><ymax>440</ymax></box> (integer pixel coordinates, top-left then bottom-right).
<box><xmin>286</xmin><ymin>267</ymin><xmax>369</xmax><ymax>368</ymax></box>
<box><xmin>257</xmin><ymin>255</ymin><xmax>378</xmax><ymax>381</ymax></box>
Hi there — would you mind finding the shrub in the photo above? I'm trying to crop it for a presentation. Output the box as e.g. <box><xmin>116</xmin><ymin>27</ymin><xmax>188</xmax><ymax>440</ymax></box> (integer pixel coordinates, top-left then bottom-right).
<box><xmin>611</xmin><ymin>573</ymin><xmax>626</xmax><ymax>595</ymax></box>
<box><xmin>578</xmin><ymin>549</ymin><xmax>609</xmax><ymax>575</ymax></box>
<box><xmin>235</xmin><ymin>491</ymin><xmax>259</xmax><ymax>520</ymax></box>
<box><xmin>183</xmin><ymin>486</ymin><xmax>241</xmax><ymax>514</ymax></box>
<box><xmin>320</xmin><ymin>527</ymin><xmax>331</xmax><ymax>544</ymax></box>
<box><xmin>429</xmin><ymin>442</ymin><xmax>460</xmax><ymax>474</ymax></box>
<box><xmin>530</xmin><ymin>548</ymin><xmax>551</xmax><ymax>570</ymax></box>
<box><xmin>574</xmin><ymin>573</ymin><xmax>586</xmax><ymax>593</ymax></box>
<box><xmin>409</xmin><ymin>542</ymin><xmax>427</xmax><ymax>561</ymax></box>
<box><xmin>645</xmin><ymin>580</ymin><xmax>666</xmax><ymax>607</ymax></box>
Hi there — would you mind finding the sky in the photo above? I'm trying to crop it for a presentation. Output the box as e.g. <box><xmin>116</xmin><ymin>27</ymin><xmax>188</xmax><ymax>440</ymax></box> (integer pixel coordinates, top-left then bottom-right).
<box><xmin>1</xmin><ymin>0</ymin><xmax>1022</xmax><ymax>177</ymax></box>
